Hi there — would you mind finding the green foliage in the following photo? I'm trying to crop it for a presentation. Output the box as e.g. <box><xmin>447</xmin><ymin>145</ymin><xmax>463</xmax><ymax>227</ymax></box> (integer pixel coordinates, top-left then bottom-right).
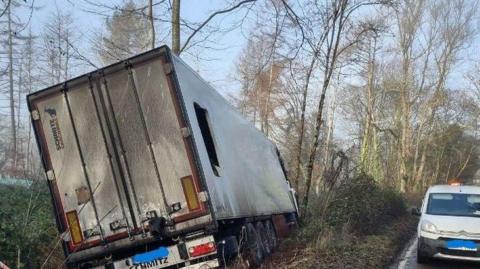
<box><xmin>324</xmin><ymin>173</ymin><xmax>406</xmax><ymax>235</ymax></box>
<box><xmin>306</xmin><ymin>217</ymin><xmax>416</xmax><ymax>269</ymax></box>
<box><xmin>295</xmin><ymin>212</ymin><xmax>326</xmax><ymax>243</ymax></box>
<box><xmin>268</xmin><ymin>173</ymin><xmax>411</xmax><ymax>269</ymax></box>
<box><xmin>0</xmin><ymin>181</ymin><xmax>62</xmax><ymax>268</ymax></box>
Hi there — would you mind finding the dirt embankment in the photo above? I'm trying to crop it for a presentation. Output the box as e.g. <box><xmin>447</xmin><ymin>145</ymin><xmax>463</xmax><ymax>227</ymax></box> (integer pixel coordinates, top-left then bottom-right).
<box><xmin>264</xmin><ymin>216</ymin><xmax>417</xmax><ymax>269</ymax></box>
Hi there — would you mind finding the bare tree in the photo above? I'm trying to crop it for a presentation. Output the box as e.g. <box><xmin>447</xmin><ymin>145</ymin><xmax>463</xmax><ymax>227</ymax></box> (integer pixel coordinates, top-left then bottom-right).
<box><xmin>171</xmin><ymin>0</ymin><xmax>180</xmax><ymax>53</ymax></box>
<box><xmin>96</xmin><ymin>1</ymin><xmax>150</xmax><ymax>64</ymax></box>
<box><xmin>176</xmin><ymin>0</ymin><xmax>257</xmax><ymax>55</ymax></box>
<box><xmin>394</xmin><ymin>0</ymin><xmax>426</xmax><ymax>191</ymax></box>
<box><xmin>40</xmin><ymin>8</ymin><xmax>77</xmax><ymax>84</ymax></box>
<box><xmin>148</xmin><ymin>0</ymin><xmax>155</xmax><ymax>49</ymax></box>
<box><xmin>389</xmin><ymin>0</ymin><xmax>478</xmax><ymax>191</ymax></box>
<box><xmin>7</xmin><ymin>0</ymin><xmax>16</xmax><ymax>168</ymax></box>
<box><xmin>301</xmin><ymin>0</ymin><xmax>386</xmax><ymax>211</ymax></box>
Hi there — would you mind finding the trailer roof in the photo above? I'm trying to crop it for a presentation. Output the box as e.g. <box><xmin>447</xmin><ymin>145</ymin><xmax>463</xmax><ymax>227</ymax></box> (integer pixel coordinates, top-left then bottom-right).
<box><xmin>28</xmin><ymin>46</ymin><xmax>171</xmax><ymax>102</ymax></box>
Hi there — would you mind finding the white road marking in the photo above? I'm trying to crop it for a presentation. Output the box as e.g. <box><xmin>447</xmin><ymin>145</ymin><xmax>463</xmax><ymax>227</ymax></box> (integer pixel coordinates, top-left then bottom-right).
<box><xmin>398</xmin><ymin>236</ymin><xmax>418</xmax><ymax>269</ymax></box>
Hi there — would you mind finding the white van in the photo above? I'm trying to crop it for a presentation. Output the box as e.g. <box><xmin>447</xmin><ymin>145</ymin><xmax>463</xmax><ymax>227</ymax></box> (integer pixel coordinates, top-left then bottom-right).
<box><xmin>415</xmin><ymin>184</ymin><xmax>480</xmax><ymax>263</ymax></box>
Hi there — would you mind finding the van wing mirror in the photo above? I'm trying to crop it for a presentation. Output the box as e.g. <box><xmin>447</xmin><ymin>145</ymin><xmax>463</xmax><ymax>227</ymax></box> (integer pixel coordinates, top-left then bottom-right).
<box><xmin>411</xmin><ymin>207</ymin><xmax>421</xmax><ymax>216</ymax></box>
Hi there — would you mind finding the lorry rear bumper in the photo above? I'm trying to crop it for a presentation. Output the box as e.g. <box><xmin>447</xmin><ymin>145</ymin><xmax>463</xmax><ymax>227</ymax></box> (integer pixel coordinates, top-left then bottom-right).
<box><xmin>102</xmin><ymin>258</ymin><xmax>219</xmax><ymax>269</ymax></box>
<box><xmin>86</xmin><ymin>235</ymin><xmax>218</xmax><ymax>269</ymax></box>
<box><xmin>184</xmin><ymin>260</ymin><xmax>219</xmax><ymax>269</ymax></box>
<box><xmin>68</xmin><ymin>217</ymin><xmax>215</xmax><ymax>266</ymax></box>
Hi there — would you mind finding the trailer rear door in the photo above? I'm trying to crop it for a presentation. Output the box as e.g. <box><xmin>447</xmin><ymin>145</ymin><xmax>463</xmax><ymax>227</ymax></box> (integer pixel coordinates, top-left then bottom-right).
<box><xmin>29</xmin><ymin>53</ymin><xmax>208</xmax><ymax>251</ymax></box>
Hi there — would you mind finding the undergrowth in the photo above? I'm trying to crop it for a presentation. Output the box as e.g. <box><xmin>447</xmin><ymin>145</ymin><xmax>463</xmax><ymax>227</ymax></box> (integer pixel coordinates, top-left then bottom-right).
<box><xmin>266</xmin><ymin>173</ymin><xmax>416</xmax><ymax>269</ymax></box>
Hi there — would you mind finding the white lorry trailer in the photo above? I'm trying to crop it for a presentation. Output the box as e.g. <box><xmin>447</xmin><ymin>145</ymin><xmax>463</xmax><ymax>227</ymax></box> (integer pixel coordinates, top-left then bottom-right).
<box><xmin>27</xmin><ymin>46</ymin><xmax>298</xmax><ymax>269</ymax></box>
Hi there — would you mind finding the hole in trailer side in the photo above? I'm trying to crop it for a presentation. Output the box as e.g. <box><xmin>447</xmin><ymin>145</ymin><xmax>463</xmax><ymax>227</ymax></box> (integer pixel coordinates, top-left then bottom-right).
<box><xmin>193</xmin><ymin>103</ymin><xmax>221</xmax><ymax>177</ymax></box>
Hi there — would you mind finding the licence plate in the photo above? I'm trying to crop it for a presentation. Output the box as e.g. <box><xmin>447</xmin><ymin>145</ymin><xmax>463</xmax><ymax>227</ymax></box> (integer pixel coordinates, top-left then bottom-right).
<box><xmin>446</xmin><ymin>240</ymin><xmax>478</xmax><ymax>251</ymax></box>
<box><xmin>132</xmin><ymin>247</ymin><xmax>169</xmax><ymax>265</ymax></box>
<box><xmin>112</xmin><ymin>245</ymin><xmax>182</xmax><ymax>269</ymax></box>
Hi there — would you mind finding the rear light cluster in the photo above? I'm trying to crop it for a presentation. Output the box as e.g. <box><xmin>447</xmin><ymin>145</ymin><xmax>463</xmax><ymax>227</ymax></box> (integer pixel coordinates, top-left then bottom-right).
<box><xmin>181</xmin><ymin>176</ymin><xmax>200</xmax><ymax>211</ymax></box>
<box><xmin>66</xmin><ymin>210</ymin><xmax>83</xmax><ymax>245</ymax></box>
<box><xmin>188</xmin><ymin>242</ymin><xmax>216</xmax><ymax>257</ymax></box>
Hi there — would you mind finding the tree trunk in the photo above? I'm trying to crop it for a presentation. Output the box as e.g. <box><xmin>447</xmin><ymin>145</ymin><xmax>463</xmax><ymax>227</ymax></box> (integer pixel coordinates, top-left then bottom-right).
<box><xmin>172</xmin><ymin>0</ymin><xmax>181</xmax><ymax>54</ymax></box>
<box><xmin>414</xmin><ymin>148</ymin><xmax>426</xmax><ymax>191</ymax></box>
<box><xmin>57</xmin><ymin>18</ymin><xmax>62</xmax><ymax>83</ymax></box>
<box><xmin>16</xmin><ymin>58</ymin><xmax>23</xmax><ymax>170</ymax></box>
<box><xmin>302</xmin><ymin>81</ymin><xmax>328</xmax><ymax>212</ymax></box>
<box><xmin>263</xmin><ymin>64</ymin><xmax>274</xmax><ymax>137</ymax></box>
<box><xmin>149</xmin><ymin>0</ymin><xmax>155</xmax><ymax>49</ymax></box>
<box><xmin>25</xmin><ymin>30</ymin><xmax>34</xmax><ymax>175</ymax></box>
<box><xmin>65</xmin><ymin>34</ymin><xmax>69</xmax><ymax>80</ymax></box>
<box><xmin>399</xmin><ymin>48</ymin><xmax>411</xmax><ymax>192</ymax></box>
<box><xmin>360</xmin><ymin>37</ymin><xmax>376</xmax><ymax>175</ymax></box>
<box><xmin>315</xmin><ymin>88</ymin><xmax>336</xmax><ymax>194</ymax></box>
<box><xmin>292</xmin><ymin>56</ymin><xmax>316</xmax><ymax>191</ymax></box>
<box><xmin>432</xmin><ymin>147</ymin><xmax>445</xmax><ymax>185</ymax></box>
<box><xmin>302</xmin><ymin>1</ymin><xmax>346</xmax><ymax>211</ymax></box>
<box><xmin>17</xmin><ymin>246</ymin><xmax>21</xmax><ymax>269</ymax></box>
<box><xmin>7</xmin><ymin>4</ymin><xmax>17</xmax><ymax>169</ymax></box>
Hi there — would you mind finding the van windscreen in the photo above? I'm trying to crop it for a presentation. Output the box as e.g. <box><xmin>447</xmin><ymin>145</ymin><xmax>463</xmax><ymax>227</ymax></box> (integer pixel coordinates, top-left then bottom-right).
<box><xmin>427</xmin><ymin>193</ymin><xmax>480</xmax><ymax>217</ymax></box>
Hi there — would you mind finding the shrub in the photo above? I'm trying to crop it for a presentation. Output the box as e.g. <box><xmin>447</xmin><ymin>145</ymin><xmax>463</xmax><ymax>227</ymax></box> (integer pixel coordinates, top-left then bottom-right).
<box><xmin>324</xmin><ymin>173</ymin><xmax>406</xmax><ymax>235</ymax></box>
<box><xmin>0</xmin><ymin>182</ymin><xmax>63</xmax><ymax>268</ymax></box>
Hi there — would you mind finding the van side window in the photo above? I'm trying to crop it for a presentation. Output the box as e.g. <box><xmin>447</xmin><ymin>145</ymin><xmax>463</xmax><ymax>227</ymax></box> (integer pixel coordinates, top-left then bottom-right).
<box><xmin>194</xmin><ymin>103</ymin><xmax>220</xmax><ymax>176</ymax></box>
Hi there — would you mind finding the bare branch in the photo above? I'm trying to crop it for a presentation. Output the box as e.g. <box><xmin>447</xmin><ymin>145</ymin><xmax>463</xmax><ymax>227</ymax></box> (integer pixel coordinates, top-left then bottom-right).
<box><xmin>0</xmin><ymin>0</ymin><xmax>11</xmax><ymax>18</ymax></box>
<box><xmin>179</xmin><ymin>0</ymin><xmax>257</xmax><ymax>54</ymax></box>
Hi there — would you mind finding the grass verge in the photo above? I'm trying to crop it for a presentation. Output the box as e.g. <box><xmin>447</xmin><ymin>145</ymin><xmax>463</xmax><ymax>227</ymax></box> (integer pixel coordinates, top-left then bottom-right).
<box><xmin>266</xmin><ymin>215</ymin><xmax>417</xmax><ymax>269</ymax></box>
<box><xmin>265</xmin><ymin>173</ymin><xmax>418</xmax><ymax>269</ymax></box>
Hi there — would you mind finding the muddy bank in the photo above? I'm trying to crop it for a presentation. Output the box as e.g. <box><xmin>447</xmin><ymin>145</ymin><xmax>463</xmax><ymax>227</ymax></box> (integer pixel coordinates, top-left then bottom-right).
<box><xmin>263</xmin><ymin>216</ymin><xmax>417</xmax><ymax>269</ymax></box>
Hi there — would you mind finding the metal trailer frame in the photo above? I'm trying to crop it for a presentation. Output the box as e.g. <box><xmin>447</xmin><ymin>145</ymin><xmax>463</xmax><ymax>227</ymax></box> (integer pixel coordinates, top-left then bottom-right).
<box><xmin>27</xmin><ymin>46</ymin><xmax>297</xmax><ymax>266</ymax></box>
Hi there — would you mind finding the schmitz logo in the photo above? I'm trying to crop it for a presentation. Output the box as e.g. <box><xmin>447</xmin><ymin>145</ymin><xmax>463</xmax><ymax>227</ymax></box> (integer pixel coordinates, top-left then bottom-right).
<box><xmin>129</xmin><ymin>258</ymin><xmax>168</xmax><ymax>269</ymax></box>
<box><xmin>45</xmin><ymin>108</ymin><xmax>65</xmax><ymax>150</ymax></box>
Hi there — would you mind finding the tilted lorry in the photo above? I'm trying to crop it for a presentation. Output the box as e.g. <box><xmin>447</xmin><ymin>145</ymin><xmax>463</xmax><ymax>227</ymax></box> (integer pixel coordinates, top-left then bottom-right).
<box><xmin>27</xmin><ymin>46</ymin><xmax>298</xmax><ymax>269</ymax></box>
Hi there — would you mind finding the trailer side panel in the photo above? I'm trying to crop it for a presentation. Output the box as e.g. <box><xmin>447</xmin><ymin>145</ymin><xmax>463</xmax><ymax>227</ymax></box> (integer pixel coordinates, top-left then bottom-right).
<box><xmin>170</xmin><ymin>55</ymin><xmax>296</xmax><ymax>220</ymax></box>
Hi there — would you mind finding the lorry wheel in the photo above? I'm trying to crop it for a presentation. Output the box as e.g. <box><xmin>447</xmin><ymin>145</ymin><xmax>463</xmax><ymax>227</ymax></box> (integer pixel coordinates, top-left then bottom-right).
<box><xmin>256</xmin><ymin>221</ymin><xmax>272</xmax><ymax>255</ymax></box>
<box><xmin>264</xmin><ymin>219</ymin><xmax>278</xmax><ymax>250</ymax></box>
<box><xmin>218</xmin><ymin>235</ymin><xmax>239</xmax><ymax>263</ymax></box>
<box><xmin>243</xmin><ymin>223</ymin><xmax>265</xmax><ymax>268</ymax></box>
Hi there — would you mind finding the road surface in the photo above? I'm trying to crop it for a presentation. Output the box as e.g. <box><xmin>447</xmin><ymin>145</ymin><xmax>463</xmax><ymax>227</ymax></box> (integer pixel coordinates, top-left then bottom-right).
<box><xmin>391</xmin><ymin>236</ymin><xmax>478</xmax><ymax>269</ymax></box>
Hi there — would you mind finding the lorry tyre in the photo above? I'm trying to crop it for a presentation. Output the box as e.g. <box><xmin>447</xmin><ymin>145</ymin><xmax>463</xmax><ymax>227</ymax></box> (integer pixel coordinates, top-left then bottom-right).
<box><xmin>218</xmin><ymin>235</ymin><xmax>239</xmax><ymax>263</ymax></box>
<box><xmin>265</xmin><ymin>219</ymin><xmax>278</xmax><ymax>250</ymax></box>
<box><xmin>256</xmin><ymin>221</ymin><xmax>272</xmax><ymax>255</ymax></box>
<box><xmin>243</xmin><ymin>223</ymin><xmax>265</xmax><ymax>267</ymax></box>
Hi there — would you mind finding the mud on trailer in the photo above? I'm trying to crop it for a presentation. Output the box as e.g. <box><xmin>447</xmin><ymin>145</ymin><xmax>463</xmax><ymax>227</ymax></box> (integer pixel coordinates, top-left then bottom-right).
<box><xmin>27</xmin><ymin>46</ymin><xmax>299</xmax><ymax>269</ymax></box>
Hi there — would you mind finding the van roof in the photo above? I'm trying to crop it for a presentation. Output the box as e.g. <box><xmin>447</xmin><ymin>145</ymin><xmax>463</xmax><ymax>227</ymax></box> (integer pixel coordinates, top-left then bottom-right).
<box><xmin>427</xmin><ymin>184</ymin><xmax>480</xmax><ymax>194</ymax></box>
